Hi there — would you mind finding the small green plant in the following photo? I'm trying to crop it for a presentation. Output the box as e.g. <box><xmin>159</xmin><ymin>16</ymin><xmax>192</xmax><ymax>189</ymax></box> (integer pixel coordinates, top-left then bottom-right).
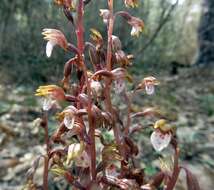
<box><xmin>23</xmin><ymin>0</ymin><xmax>200</xmax><ymax>189</ymax></box>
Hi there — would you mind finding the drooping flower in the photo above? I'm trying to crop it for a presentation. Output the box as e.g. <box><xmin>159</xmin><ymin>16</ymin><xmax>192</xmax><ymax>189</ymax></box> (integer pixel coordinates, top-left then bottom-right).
<box><xmin>42</xmin><ymin>29</ymin><xmax>68</xmax><ymax>57</ymax></box>
<box><xmin>35</xmin><ymin>85</ymin><xmax>65</xmax><ymax>111</ymax></box>
<box><xmin>64</xmin><ymin>113</ymin><xmax>75</xmax><ymax>129</ymax></box>
<box><xmin>124</xmin><ymin>0</ymin><xmax>139</xmax><ymax>8</ymax></box>
<box><xmin>57</xmin><ymin>106</ymin><xmax>78</xmax><ymax>129</ymax></box>
<box><xmin>137</xmin><ymin>76</ymin><xmax>160</xmax><ymax>95</ymax></box>
<box><xmin>127</xmin><ymin>16</ymin><xmax>144</xmax><ymax>37</ymax></box>
<box><xmin>99</xmin><ymin>9</ymin><xmax>110</xmax><ymax>24</ymax></box>
<box><xmin>150</xmin><ymin>120</ymin><xmax>172</xmax><ymax>152</ymax></box>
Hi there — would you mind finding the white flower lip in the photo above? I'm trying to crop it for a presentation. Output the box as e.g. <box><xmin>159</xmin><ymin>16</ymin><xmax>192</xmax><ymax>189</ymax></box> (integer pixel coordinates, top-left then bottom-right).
<box><xmin>131</xmin><ymin>26</ymin><xmax>138</xmax><ymax>36</ymax></box>
<box><xmin>150</xmin><ymin>130</ymin><xmax>172</xmax><ymax>152</ymax></box>
<box><xmin>42</xmin><ymin>96</ymin><xmax>56</xmax><ymax>111</ymax></box>
<box><xmin>46</xmin><ymin>41</ymin><xmax>56</xmax><ymax>58</ymax></box>
<box><xmin>145</xmin><ymin>83</ymin><xmax>155</xmax><ymax>95</ymax></box>
<box><xmin>63</xmin><ymin>114</ymin><xmax>75</xmax><ymax>129</ymax></box>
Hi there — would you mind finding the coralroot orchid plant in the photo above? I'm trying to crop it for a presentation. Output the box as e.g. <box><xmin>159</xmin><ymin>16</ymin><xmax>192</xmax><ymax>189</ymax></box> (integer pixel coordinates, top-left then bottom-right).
<box><xmin>24</xmin><ymin>0</ymin><xmax>200</xmax><ymax>190</ymax></box>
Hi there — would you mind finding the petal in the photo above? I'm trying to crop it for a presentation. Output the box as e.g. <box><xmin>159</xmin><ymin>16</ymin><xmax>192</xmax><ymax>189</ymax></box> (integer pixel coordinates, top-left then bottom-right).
<box><xmin>131</xmin><ymin>27</ymin><xmax>138</xmax><ymax>36</ymax></box>
<box><xmin>63</xmin><ymin>114</ymin><xmax>75</xmax><ymax>129</ymax></box>
<box><xmin>145</xmin><ymin>84</ymin><xmax>155</xmax><ymax>95</ymax></box>
<box><xmin>46</xmin><ymin>41</ymin><xmax>56</xmax><ymax>58</ymax></box>
<box><xmin>150</xmin><ymin>130</ymin><xmax>172</xmax><ymax>152</ymax></box>
<box><xmin>42</xmin><ymin>97</ymin><xmax>55</xmax><ymax>111</ymax></box>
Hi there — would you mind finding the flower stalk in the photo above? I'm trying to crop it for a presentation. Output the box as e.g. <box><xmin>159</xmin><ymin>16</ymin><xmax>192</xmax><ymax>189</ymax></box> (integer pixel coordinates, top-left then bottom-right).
<box><xmin>76</xmin><ymin>0</ymin><xmax>96</xmax><ymax>181</ymax></box>
<box><xmin>42</xmin><ymin>111</ymin><xmax>50</xmax><ymax>190</ymax></box>
<box><xmin>106</xmin><ymin>0</ymin><xmax>114</xmax><ymax>71</ymax></box>
<box><xmin>165</xmin><ymin>144</ymin><xmax>180</xmax><ymax>190</ymax></box>
<box><xmin>104</xmin><ymin>0</ymin><xmax>125</xmax><ymax>159</ymax></box>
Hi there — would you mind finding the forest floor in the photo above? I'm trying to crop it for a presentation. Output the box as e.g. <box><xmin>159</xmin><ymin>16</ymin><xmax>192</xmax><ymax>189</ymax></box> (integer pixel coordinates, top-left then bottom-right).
<box><xmin>0</xmin><ymin>66</ymin><xmax>213</xmax><ymax>190</ymax></box>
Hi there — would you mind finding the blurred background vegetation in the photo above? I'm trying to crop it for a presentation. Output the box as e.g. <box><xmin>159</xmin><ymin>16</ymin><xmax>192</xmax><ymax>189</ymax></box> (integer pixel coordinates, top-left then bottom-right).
<box><xmin>0</xmin><ymin>0</ymin><xmax>202</xmax><ymax>85</ymax></box>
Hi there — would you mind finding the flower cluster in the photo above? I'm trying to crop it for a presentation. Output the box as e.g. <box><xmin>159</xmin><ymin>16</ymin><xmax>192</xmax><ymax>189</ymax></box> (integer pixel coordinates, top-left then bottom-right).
<box><xmin>25</xmin><ymin>0</ymin><xmax>200</xmax><ymax>190</ymax></box>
